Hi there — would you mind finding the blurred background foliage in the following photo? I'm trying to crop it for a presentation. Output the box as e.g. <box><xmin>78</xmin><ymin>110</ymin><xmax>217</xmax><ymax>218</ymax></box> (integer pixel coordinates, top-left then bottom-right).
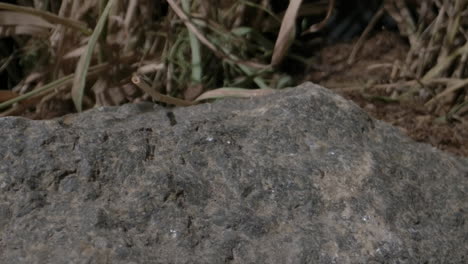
<box><xmin>0</xmin><ymin>0</ymin><xmax>466</xmax><ymax>123</ymax></box>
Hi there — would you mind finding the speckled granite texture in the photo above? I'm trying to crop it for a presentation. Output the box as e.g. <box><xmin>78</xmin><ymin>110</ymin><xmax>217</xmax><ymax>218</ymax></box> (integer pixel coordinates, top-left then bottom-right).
<box><xmin>0</xmin><ymin>83</ymin><xmax>466</xmax><ymax>263</ymax></box>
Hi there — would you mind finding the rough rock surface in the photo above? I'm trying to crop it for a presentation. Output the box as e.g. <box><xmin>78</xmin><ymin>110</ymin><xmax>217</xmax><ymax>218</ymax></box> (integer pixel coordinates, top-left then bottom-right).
<box><xmin>0</xmin><ymin>83</ymin><xmax>466</xmax><ymax>263</ymax></box>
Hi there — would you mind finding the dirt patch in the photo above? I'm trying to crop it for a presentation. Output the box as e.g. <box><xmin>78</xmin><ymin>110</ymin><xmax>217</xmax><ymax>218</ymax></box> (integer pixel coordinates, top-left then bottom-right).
<box><xmin>346</xmin><ymin>93</ymin><xmax>468</xmax><ymax>157</ymax></box>
<box><xmin>306</xmin><ymin>31</ymin><xmax>468</xmax><ymax>157</ymax></box>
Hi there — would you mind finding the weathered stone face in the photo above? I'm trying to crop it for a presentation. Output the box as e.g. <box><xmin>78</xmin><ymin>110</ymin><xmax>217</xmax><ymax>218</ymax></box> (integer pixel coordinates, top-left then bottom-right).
<box><xmin>0</xmin><ymin>82</ymin><xmax>466</xmax><ymax>263</ymax></box>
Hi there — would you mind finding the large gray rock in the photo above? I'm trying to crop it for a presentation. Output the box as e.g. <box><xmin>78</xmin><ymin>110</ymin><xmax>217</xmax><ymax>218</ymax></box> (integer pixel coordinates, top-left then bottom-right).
<box><xmin>0</xmin><ymin>83</ymin><xmax>466</xmax><ymax>263</ymax></box>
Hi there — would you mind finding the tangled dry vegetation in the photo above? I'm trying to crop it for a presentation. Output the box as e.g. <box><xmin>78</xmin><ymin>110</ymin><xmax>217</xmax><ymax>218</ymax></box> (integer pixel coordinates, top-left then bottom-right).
<box><xmin>383</xmin><ymin>0</ymin><xmax>468</xmax><ymax>122</ymax></box>
<box><xmin>0</xmin><ymin>0</ymin><xmax>467</xmax><ymax>124</ymax></box>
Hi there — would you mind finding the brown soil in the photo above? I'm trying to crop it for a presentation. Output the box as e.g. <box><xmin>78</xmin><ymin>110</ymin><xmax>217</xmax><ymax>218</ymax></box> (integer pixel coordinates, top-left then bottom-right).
<box><xmin>306</xmin><ymin>31</ymin><xmax>468</xmax><ymax>157</ymax></box>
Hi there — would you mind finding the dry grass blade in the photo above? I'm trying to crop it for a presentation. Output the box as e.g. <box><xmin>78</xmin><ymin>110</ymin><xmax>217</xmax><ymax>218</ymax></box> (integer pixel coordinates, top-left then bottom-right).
<box><xmin>347</xmin><ymin>6</ymin><xmax>384</xmax><ymax>65</ymax></box>
<box><xmin>0</xmin><ymin>10</ymin><xmax>54</xmax><ymax>36</ymax></box>
<box><xmin>384</xmin><ymin>0</ymin><xmax>468</xmax><ymax>118</ymax></box>
<box><xmin>195</xmin><ymin>87</ymin><xmax>275</xmax><ymax>101</ymax></box>
<box><xmin>0</xmin><ymin>25</ymin><xmax>49</xmax><ymax>37</ymax></box>
<box><xmin>132</xmin><ymin>74</ymin><xmax>195</xmax><ymax>107</ymax></box>
<box><xmin>0</xmin><ymin>74</ymin><xmax>73</xmax><ymax>110</ymax></box>
<box><xmin>63</xmin><ymin>46</ymin><xmax>87</xmax><ymax>59</ymax></box>
<box><xmin>0</xmin><ymin>64</ymin><xmax>109</xmax><ymax>111</ymax></box>
<box><xmin>0</xmin><ymin>11</ymin><xmax>54</xmax><ymax>28</ymax></box>
<box><xmin>0</xmin><ymin>2</ymin><xmax>90</xmax><ymax>35</ymax></box>
<box><xmin>425</xmin><ymin>78</ymin><xmax>468</xmax><ymax>106</ymax></box>
<box><xmin>167</xmin><ymin>0</ymin><xmax>271</xmax><ymax>75</ymax></box>
<box><xmin>166</xmin><ymin>0</ymin><xmax>223</xmax><ymax>59</ymax></box>
<box><xmin>270</xmin><ymin>0</ymin><xmax>303</xmax><ymax>66</ymax></box>
<box><xmin>71</xmin><ymin>0</ymin><xmax>115</xmax><ymax>112</ymax></box>
<box><xmin>301</xmin><ymin>0</ymin><xmax>335</xmax><ymax>34</ymax></box>
<box><xmin>447</xmin><ymin>100</ymin><xmax>468</xmax><ymax>118</ymax></box>
<box><xmin>423</xmin><ymin>41</ymin><xmax>468</xmax><ymax>81</ymax></box>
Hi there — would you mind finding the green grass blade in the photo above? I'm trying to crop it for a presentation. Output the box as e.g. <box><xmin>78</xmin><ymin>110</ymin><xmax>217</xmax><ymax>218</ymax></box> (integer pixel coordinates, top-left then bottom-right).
<box><xmin>181</xmin><ymin>0</ymin><xmax>202</xmax><ymax>84</ymax></box>
<box><xmin>71</xmin><ymin>0</ymin><xmax>114</xmax><ymax>112</ymax></box>
<box><xmin>0</xmin><ymin>64</ymin><xmax>108</xmax><ymax>110</ymax></box>
<box><xmin>0</xmin><ymin>75</ymin><xmax>73</xmax><ymax>110</ymax></box>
